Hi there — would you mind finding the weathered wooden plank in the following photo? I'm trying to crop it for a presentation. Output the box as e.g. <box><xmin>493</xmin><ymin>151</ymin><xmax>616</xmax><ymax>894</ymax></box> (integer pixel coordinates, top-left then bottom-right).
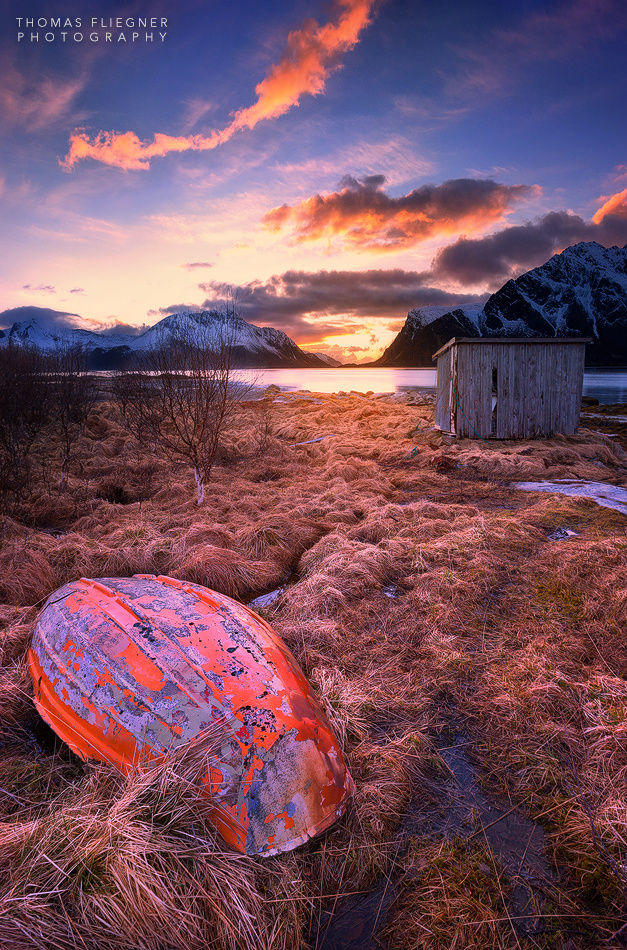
<box><xmin>539</xmin><ymin>344</ymin><xmax>551</xmax><ymax>435</ymax></box>
<box><xmin>526</xmin><ymin>343</ymin><xmax>541</xmax><ymax>438</ymax></box>
<box><xmin>476</xmin><ymin>344</ymin><xmax>489</xmax><ymax>438</ymax></box>
<box><xmin>507</xmin><ymin>346</ymin><xmax>524</xmax><ymax>439</ymax></box>
<box><xmin>553</xmin><ymin>345</ymin><xmax>568</xmax><ymax>434</ymax></box>
<box><xmin>455</xmin><ymin>344</ymin><xmax>470</xmax><ymax>437</ymax></box>
<box><xmin>545</xmin><ymin>346</ymin><xmax>558</xmax><ymax>435</ymax></box>
<box><xmin>435</xmin><ymin>351</ymin><xmax>451</xmax><ymax>430</ymax></box>
<box><xmin>451</xmin><ymin>346</ymin><xmax>460</xmax><ymax>435</ymax></box>
<box><xmin>496</xmin><ymin>345</ymin><xmax>512</xmax><ymax>439</ymax></box>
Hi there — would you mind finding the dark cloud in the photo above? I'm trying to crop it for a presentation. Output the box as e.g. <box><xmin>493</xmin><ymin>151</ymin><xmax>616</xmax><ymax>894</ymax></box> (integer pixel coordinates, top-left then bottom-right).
<box><xmin>182</xmin><ymin>261</ymin><xmax>214</xmax><ymax>270</ymax></box>
<box><xmin>263</xmin><ymin>175</ymin><xmax>538</xmax><ymax>250</ymax></box>
<box><xmin>22</xmin><ymin>283</ymin><xmax>56</xmax><ymax>293</ymax></box>
<box><xmin>0</xmin><ymin>306</ymin><xmax>145</xmax><ymax>339</ymax></box>
<box><xmin>148</xmin><ymin>303</ymin><xmax>203</xmax><ymax>317</ymax></box>
<box><xmin>99</xmin><ymin>321</ymin><xmax>147</xmax><ymax>337</ymax></box>
<box><xmin>1</xmin><ymin>305</ymin><xmax>81</xmax><ymax>330</ymax></box>
<box><xmin>69</xmin><ymin>287</ymin><xmax>85</xmax><ymax>294</ymax></box>
<box><xmin>198</xmin><ymin>269</ymin><xmax>483</xmax><ymax>341</ymax></box>
<box><xmin>433</xmin><ymin>199</ymin><xmax>627</xmax><ymax>286</ymax></box>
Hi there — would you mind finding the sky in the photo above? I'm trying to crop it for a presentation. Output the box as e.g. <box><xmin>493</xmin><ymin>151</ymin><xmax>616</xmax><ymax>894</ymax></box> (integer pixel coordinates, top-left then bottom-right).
<box><xmin>1</xmin><ymin>0</ymin><xmax>626</xmax><ymax>362</ymax></box>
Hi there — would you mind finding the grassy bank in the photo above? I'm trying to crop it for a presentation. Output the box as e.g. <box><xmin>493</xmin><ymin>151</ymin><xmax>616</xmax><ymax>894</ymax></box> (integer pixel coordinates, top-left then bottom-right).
<box><xmin>0</xmin><ymin>391</ymin><xmax>625</xmax><ymax>949</ymax></box>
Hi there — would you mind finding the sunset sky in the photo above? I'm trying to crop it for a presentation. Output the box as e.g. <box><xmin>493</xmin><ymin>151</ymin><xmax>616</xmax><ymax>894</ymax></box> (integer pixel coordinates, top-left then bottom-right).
<box><xmin>1</xmin><ymin>0</ymin><xmax>626</xmax><ymax>361</ymax></box>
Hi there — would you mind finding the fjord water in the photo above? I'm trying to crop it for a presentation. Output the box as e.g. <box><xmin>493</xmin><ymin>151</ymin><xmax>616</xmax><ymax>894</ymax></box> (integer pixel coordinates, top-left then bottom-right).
<box><xmin>247</xmin><ymin>367</ymin><xmax>627</xmax><ymax>404</ymax></box>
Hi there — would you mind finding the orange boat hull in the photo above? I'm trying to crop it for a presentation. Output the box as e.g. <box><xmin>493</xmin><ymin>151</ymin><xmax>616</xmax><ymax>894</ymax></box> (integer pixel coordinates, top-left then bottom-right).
<box><xmin>29</xmin><ymin>574</ymin><xmax>353</xmax><ymax>855</ymax></box>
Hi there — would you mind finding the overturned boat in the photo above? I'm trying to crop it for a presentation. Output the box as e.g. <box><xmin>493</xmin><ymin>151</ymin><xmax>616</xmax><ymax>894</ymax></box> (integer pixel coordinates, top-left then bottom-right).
<box><xmin>29</xmin><ymin>574</ymin><xmax>353</xmax><ymax>855</ymax></box>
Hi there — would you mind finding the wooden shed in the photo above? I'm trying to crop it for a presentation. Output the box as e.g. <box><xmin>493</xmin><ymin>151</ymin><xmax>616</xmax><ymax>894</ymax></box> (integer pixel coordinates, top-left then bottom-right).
<box><xmin>433</xmin><ymin>337</ymin><xmax>588</xmax><ymax>439</ymax></box>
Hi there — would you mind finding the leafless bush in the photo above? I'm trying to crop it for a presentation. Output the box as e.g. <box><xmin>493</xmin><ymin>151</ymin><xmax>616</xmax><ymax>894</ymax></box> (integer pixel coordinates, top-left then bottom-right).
<box><xmin>115</xmin><ymin>314</ymin><xmax>251</xmax><ymax>504</ymax></box>
<box><xmin>0</xmin><ymin>344</ymin><xmax>53</xmax><ymax>499</ymax></box>
<box><xmin>48</xmin><ymin>345</ymin><xmax>97</xmax><ymax>485</ymax></box>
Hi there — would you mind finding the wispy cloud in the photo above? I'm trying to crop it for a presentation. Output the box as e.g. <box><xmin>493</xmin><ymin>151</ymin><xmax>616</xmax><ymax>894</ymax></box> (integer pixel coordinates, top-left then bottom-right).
<box><xmin>263</xmin><ymin>175</ymin><xmax>539</xmax><ymax>250</ymax></box>
<box><xmin>62</xmin><ymin>0</ymin><xmax>376</xmax><ymax>171</ymax></box>
<box><xmin>445</xmin><ymin>0</ymin><xmax>626</xmax><ymax>101</ymax></box>
<box><xmin>0</xmin><ymin>53</ymin><xmax>86</xmax><ymax>132</ymax></box>
<box><xmin>180</xmin><ymin>97</ymin><xmax>216</xmax><ymax>133</ymax></box>
<box><xmin>22</xmin><ymin>283</ymin><xmax>56</xmax><ymax>293</ymax></box>
<box><xmin>273</xmin><ymin>137</ymin><xmax>433</xmax><ymax>188</ymax></box>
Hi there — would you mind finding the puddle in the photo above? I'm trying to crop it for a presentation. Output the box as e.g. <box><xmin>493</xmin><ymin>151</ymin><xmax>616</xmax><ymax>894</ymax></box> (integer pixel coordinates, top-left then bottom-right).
<box><xmin>514</xmin><ymin>480</ymin><xmax>627</xmax><ymax>515</ymax></box>
<box><xmin>435</xmin><ymin>734</ymin><xmax>556</xmax><ymax>927</ymax></box>
<box><xmin>315</xmin><ymin>727</ymin><xmax>556</xmax><ymax>948</ymax></box>
<box><xmin>314</xmin><ymin>882</ymin><xmax>395</xmax><ymax>950</ymax></box>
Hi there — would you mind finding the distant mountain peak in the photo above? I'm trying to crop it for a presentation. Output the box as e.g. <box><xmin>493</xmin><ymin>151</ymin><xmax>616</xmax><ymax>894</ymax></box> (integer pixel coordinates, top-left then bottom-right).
<box><xmin>374</xmin><ymin>242</ymin><xmax>626</xmax><ymax>367</ymax></box>
<box><xmin>0</xmin><ymin>306</ymin><xmax>329</xmax><ymax>369</ymax></box>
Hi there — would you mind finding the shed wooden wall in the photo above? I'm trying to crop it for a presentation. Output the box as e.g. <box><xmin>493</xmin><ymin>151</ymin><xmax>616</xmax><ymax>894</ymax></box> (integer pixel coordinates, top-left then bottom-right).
<box><xmin>435</xmin><ymin>347</ymin><xmax>452</xmax><ymax>431</ymax></box>
<box><xmin>436</xmin><ymin>342</ymin><xmax>585</xmax><ymax>439</ymax></box>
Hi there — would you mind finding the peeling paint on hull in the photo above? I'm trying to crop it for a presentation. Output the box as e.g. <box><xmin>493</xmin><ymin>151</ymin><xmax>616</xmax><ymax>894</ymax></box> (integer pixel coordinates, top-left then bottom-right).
<box><xmin>28</xmin><ymin>574</ymin><xmax>354</xmax><ymax>856</ymax></box>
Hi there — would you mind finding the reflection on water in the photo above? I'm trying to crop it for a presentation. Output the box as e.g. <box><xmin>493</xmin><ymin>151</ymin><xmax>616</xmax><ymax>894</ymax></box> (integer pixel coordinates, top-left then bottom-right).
<box><xmin>582</xmin><ymin>370</ymin><xmax>627</xmax><ymax>404</ymax></box>
<box><xmin>246</xmin><ymin>367</ymin><xmax>626</xmax><ymax>404</ymax></box>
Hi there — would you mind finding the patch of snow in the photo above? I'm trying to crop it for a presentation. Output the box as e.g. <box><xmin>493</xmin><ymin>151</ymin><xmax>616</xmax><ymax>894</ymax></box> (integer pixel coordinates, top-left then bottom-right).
<box><xmin>248</xmin><ymin>587</ymin><xmax>285</xmax><ymax>611</ymax></box>
<box><xmin>582</xmin><ymin>413</ymin><xmax>627</xmax><ymax>424</ymax></box>
<box><xmin>382</xmin><ymin>584</ymin><xmax>402</xmax><ymax>598</ymax></box>
<box><xmin>547</xmin><ymin>527</ymin><xmax>580</xmax><ymax>541</ymax></box>
<box><xmin>407</xmin><ymin>303</ymin><xmax>484</xmax><ymax>332</ymax></box>
<box><xmin>514</xmin><ymin>480</ymin><xmax>627</xmax><ymax>515</ymax></box>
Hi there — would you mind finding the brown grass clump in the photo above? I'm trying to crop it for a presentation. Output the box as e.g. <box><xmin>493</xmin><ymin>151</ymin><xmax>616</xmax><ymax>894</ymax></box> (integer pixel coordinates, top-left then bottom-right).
<box><xmin>0</xmin><ymin>391</ymin><xmax>625</xmax><ymax>948</ymax></box>
<box><xmin>0</xmin><ymin>734</ymin><xmax>307</xmax><ymax>950</ymax></box>
<box><xmin>382</xmin><ymin>837</ymin><xmax>520</xmax><ymax>949</ymax></box>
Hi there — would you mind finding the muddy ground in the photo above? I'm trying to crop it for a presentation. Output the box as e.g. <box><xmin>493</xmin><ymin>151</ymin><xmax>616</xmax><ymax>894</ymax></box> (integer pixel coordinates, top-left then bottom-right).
<box><xmin>0</xmin><ymin>390</ymin><xmax>625</xmax><ymax>949</ymax></box>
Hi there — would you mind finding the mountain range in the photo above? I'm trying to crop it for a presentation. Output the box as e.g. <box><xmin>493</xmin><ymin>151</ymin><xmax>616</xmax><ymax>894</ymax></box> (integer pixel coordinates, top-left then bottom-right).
<box><xmin>2</xmin><ymin>242</ymin><xmax>625</xmax><ymax>367</ymax></box>
<box><xmin>0</xmin><ymin>308</ymin><xmax>329</xmax><ymax>369</ymax></box>
<box><xmin>373</xmin><ymin>242</ymin><xmax>626</xmax><ymax>366</ymax></box>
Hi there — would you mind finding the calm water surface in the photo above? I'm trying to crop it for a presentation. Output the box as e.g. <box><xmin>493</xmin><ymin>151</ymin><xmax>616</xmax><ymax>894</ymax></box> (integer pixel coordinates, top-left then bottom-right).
<box><xmin>247</xmin><ymin>367</ymin><xmax>626</xmax><ymax>405</ymax></box>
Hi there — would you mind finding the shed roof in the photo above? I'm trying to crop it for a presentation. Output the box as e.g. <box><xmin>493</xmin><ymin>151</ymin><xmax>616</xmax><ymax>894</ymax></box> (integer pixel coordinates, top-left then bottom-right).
<box><xmin>432</xmin><ymin>336</ymin><xmax>591</xmax><ymax>360</ymax></box>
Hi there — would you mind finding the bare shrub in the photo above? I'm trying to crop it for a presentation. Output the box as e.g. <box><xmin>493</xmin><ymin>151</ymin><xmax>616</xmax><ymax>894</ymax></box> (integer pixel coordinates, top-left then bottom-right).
<box><xmin>48</xmin><ymin>345</ymin><xmax>97</xmax><ymax>486</ymax></box>
<box><xmin>0</xmin><ymin>344</ymin><xmax>52</xmax><ymax>499</ymax></box>
<box><xmin>114</xmin><ymin>314</ymin><xmax>250</xmax><ymax>504</ymax></box>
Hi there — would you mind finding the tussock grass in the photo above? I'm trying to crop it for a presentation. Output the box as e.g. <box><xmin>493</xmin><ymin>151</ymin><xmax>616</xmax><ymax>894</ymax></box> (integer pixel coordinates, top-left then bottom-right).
<box><xmin>0</xmin><ymin>391</ymin><xmax>625</xmax><ymax>948</ymax></box>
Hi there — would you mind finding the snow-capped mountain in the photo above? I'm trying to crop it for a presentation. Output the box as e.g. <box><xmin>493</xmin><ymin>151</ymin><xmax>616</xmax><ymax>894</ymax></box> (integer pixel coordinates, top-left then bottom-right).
<box><xmin>372</xmin><ymin>304</ymin><xmax>483</xmax><ymax>366</ymax></box>
<box><xmin>373</xmin><ymin>242</ymin><xmax>627</xmax><ymax>366</ymax></box>
<box><xmin>0</xmin><ymin>308</ymin><xmax>329</xmax><ymax>368</ymax></box>
<box><xmin>0</xmin><ymin>309</ymin><xmax>136</xmax><ymax>352</ymax></box>
<box><xmin>480</xmin><ymin>242</ymin><xmax>626</xmax><ymax>364</ymax></box>
<box><xmin>310</xmin><ymin>352</ymin><xmax>342</xmax><ymax>366</ymax></box>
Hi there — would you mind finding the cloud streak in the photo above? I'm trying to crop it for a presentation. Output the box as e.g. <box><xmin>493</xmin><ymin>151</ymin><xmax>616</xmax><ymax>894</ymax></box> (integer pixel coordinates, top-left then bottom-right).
<box><xmin>263</xmin><ymin>175</ymin><xmax>539</xmax><ymax>250</ymax></box>
<box><xmin>62</xmin><ymin>0</ymin><xmax>375</xmax><ymax>171</ymax></box>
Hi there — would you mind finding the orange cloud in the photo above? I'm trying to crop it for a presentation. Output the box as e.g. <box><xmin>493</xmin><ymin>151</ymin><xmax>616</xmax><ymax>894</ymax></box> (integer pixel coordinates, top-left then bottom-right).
<box><xmin>62</xmin><ymin>130</ymin><xmax>221</xmax><ymax>171</ymax></box>
<box><xmin>263</xmin><ymin>175</ymin><xmax>539</xmax><ymax>250</ymax></box>
<box><xmin>62</xmin><ymin>0</ymin><xmax>375</xmax><ymax>171</ymax></box>
<box><xmin>592</xmin><ymin>188</ymin><xmax>627</xmax><ymax>224</ymax></box>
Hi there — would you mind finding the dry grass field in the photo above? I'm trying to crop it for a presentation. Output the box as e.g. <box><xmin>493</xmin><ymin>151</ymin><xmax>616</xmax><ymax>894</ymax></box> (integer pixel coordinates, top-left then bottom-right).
<box><xmin>0</xmin><ymin>389</ymin><xmax>625</xmax><ymax>949</ymax></box>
